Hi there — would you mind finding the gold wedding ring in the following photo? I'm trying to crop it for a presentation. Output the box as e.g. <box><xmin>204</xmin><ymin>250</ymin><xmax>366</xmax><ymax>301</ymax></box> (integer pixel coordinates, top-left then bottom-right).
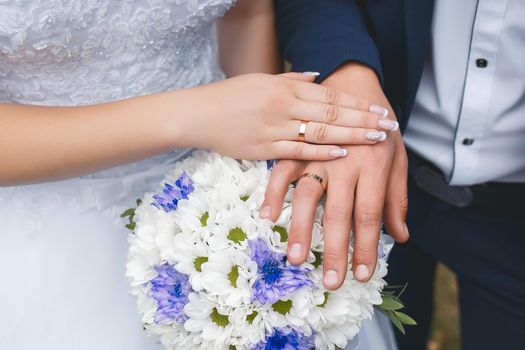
<box><xmin>297</xmin><ymin>120</ymin><xmax>308</xmax><ymax>142</ymax></box>
<box><xmin>301</xmin><ymin>173</ymin><xmax>326</xmax><ymax>191</ymax></box>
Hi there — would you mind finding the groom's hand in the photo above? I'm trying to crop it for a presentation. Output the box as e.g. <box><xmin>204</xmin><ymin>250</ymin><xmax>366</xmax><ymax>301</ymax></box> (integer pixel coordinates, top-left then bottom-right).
<box><xmin>260</xmin><ymin>62</ymin><xmax>409</xmax><ymax>290</ymax></box>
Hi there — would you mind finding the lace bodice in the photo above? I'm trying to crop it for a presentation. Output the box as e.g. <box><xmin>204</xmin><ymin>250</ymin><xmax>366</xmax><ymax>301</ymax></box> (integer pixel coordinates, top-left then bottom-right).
<box><xmin>0</xmin><ymin>0</ymin><xmax>236</xmax><ymax>219</ymax></box>
<box><xmin>0</xmin><ymin>0</ymin><xmax>235</xmax><ymax>180</ymax></box>
<box><xmin>0</xmin><ymin>0</ymin><xmax>235</xmax><ymax>106</ymax></box>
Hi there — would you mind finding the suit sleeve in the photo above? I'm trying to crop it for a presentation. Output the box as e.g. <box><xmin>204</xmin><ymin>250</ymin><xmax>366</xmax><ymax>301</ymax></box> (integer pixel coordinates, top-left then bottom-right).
<box><xmin>274</xmin><ymin>0</ymin><xmax>383</xmax><ymax>83</ymax></box>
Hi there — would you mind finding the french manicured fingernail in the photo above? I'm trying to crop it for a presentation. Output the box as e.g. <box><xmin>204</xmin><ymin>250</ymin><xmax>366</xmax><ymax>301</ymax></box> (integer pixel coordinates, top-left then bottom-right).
<box><xmin>369</xmin><ymin>104</ymin><xmax>389</xmax><ymax>118</ymax></box>
<box><xmin>378</xmin><ymin>119</ymin><xmax>399</xmax><ymax>131</ymax></box>
<box><xmin>288</xmin><ymin>243</ymin><xmax>303</xmax><ymax>260</ymax></box>
<box><xmin>259</xmin><ymin>206</ymin><xmax>271</xmax><ymax>219</ymax></box>
<box><xmin>404</xmin><ymin>222</ymin><xmax>410</xmax><ymax>236</ymax></box>
<box><xmin>324</xmin><ymin>270</ymin><xmax>339</xmax><ymax>287</ymax></box>
<box><xmin>329</xmin><ymin>148</ymin><xmax>348</xmax><ymax>158</ymax></box>
<box><xmin>302</xmin><ymin>71</ymin><xmax>320</xmax><ymax>77</ymax></box>
<box><xmin>355</xmin><ymin>264</ymin><xmax>370</xmax><ymax>281</ymax></box>
<box><xmin>366</xmin><ymin>131</ymin><xmax>387</xmax><ymax>142</ymax></box>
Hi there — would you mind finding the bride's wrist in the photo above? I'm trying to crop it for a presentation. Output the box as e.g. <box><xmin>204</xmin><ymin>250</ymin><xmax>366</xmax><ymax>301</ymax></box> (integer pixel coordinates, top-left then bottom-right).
<box><xmin>159</xmin><ymin>88</ymin><xmax>209</xmax><ymax>150</ymax></box>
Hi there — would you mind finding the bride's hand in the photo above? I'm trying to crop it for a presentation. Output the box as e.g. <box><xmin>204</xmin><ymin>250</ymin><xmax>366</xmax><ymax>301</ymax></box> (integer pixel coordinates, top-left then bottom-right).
<box><xmin>177</xmin><ymin>73</ymin><xmax>397</xmax><ymax>161</ymax></box>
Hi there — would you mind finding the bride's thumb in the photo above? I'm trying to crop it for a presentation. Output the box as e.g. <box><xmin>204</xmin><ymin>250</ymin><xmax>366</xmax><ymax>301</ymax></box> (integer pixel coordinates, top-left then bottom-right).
<box><xmin>278</xmin><ymin>71</ymin><xmax>320</xmax><ymax>82</ymax></box>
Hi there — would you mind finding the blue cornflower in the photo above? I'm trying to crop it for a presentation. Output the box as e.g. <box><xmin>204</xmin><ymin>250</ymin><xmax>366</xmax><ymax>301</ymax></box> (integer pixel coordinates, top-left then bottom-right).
<box><xmin>253</xmin><ymin>327</ymin><xmax>315</xmax><ymax>350</ymax></box>
<box><xmin>266</xmin><ymin>160</ymin><xmax>276</xmax><ymax>170</ymax></box>
<box><xmin>152</xmin><ymin>171</ymin><xmax>194</xmax><ymax>212</ymax></box>
<box><xmin>148</xmin><ymin>264</ymin><xmax>193</xmax><ymax>324</ymax></box>
<box><xmin>249</xmin><ymin>239</ymin><xmax>313</xmax><ymax>305</ymax></box>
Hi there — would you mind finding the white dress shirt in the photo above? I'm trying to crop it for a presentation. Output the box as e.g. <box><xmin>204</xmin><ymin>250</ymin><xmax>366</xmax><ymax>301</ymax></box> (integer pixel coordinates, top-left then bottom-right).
<box><xmin>404</xmin><ymin>0</ymin><xmax>525</xmax><ymax>186</ymax></box>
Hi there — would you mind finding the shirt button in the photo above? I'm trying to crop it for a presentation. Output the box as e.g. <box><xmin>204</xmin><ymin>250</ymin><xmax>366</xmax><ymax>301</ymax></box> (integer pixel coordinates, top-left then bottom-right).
<box><xmin>462</xmin><ymin>138</ymin><xmax>475</xmax><ymax>146</ymax></box>
<box><xmin>476</xmin><ymin>58</ymin><xmax>488</xmax><ymax>68</ymax></box>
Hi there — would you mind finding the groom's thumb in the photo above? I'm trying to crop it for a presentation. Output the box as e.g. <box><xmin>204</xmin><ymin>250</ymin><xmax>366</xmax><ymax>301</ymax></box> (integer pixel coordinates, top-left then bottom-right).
<box><xmin>384</xmin><ymin>151</ymin><xmax>410</xmax><ymax>243</ymax></box>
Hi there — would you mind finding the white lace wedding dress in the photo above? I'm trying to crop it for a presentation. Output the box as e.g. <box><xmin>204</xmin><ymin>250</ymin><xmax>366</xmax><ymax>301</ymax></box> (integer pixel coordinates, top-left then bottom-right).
<box><xmin>0</xmin><ymin>1</ymin><xmax>396</xmax><ymax>349</ymax></box>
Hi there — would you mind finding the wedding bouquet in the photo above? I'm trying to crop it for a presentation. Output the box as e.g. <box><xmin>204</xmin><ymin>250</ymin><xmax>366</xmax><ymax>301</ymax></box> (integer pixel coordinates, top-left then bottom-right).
<box><xmin>124</xmin><ymin>151</ymin><xmax>413</xmax><ymax>350</ymax></box>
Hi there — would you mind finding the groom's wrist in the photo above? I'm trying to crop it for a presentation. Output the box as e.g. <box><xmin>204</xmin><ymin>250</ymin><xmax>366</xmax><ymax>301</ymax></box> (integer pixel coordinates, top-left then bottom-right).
<box><xmin>323</xmin><ymin>62</ymin><xmax>382</xmax><ymax>96</ymax></box>
<box><xmin>322</xmin><ymin>62</ymin><xmax>396</xmax><ymax>123</ymax></box>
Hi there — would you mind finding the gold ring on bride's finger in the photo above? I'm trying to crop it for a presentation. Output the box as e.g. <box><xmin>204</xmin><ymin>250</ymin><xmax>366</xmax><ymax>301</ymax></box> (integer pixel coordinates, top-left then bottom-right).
<box><xmin>301</xmin><ymin>172</ymin><xmax>326</xmax><ymax>191</ymax></box>
<box><xmin>297</xmin><ymin>120</ymin><xmax>308</xmax><ymax>142</ymax></box>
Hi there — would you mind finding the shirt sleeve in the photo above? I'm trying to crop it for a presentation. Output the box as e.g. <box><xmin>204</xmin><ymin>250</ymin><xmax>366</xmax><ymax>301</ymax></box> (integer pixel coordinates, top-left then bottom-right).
<box><xmin>274</xmin><ymin>0</ymin><xmax>383</xmax><ymax>83</ymax></box>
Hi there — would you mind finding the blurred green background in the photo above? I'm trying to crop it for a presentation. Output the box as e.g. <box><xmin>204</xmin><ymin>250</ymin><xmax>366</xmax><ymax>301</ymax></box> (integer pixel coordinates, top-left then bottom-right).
<box><xmin>428</xmin><ymin>264</ymin><xmax>460</xmax><ymax>350</ymax></box>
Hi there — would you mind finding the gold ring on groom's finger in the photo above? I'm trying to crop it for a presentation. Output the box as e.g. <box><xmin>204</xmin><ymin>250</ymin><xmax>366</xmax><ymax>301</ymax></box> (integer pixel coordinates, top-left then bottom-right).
<box><xmin>297</xmin><ymin>120</ymin><xmax>308</xmax><ymax>142</ymax></box>
<box><xmin>301</xmin><ymin>172</ymin><xmax>327</xmax><ymax>191</ymax></box>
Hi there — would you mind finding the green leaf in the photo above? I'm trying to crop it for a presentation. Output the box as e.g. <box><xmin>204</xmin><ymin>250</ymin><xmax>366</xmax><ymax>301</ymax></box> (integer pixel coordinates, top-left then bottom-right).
<box><xmin>272</xmin><ymin>300</ymin><xmax>292</xmax><ymax>315</ymax></box>
<box><xmin>210</xmin><ymin>308</ymin><xmax>229</xmax><ymax>327</ymax></box>
<box><xmin>379</xmin><ymin>295</ymin><xmax>404</xmax><ymax>311</ymax></box>
<box><xmin>246</xmin><ymin>311</ymin><xmax>258</xmax><ymax>324</ymax></box>
<box><xmin>229</xmin><ymin>346</ymin><xmax>236</xmax><ymax>350</ymax></box>
<box><xmin>240</xmin><ymin>195</ymin><xmax>250</xmax><ymax>202</ymax></box>
<box><xmin>377</xmin><ymin>287</ymin><xmax>416</xmax><ymax>334</ymax></box>
<box><xmin>393</xmin><ymin>311</ymin><xmax>417</xmax><ymax>326</ymax></box>
<box><xmin>227</xmin><ymin>227</ymin><xmax>247</xmax><ymax>244</ymax></box>
<box><xmin>312</xmin><ymin>251</ymin><xmax>323</xmax><ymax>268</ymax></box>
<box><xmin>136</xmin><ymin>199</ymin><xmax>142</xmax><ymax>206</ymax></box>
<box><xmin>200</xmin><ymin>212</ymin><xmax>209</xmax><ymax>227</ymax></box>
<box><xmin>388</xmin><ymin>310</ymin><xmax>406</xmax><ymax>335</ymax></box>
<box><xmin>273</xmin><ymin>226</ymin><xmax>288</xmax><ymax>242</ymax></box>
<box><xmin>228</xmin><ymin>265</ymin><xmax>239</xmax><ymax>288</ymax></box>
<box><xmin>121</xmin><ymin>202</ymin><xmax>142</xmax><ymax>232</ymax></box>
<box><xmin>317</xmin><ymin>292</ymin><xmax>329</xmax><ymax>308</ymax></box>
<box><xmin>120</xmin><ymin>208</ymin><xmax>135</xmax><ymax>218</ymax></box>
<box><xmin>194</xmin><ymin>256</ymin><xmax>208</xmax><ymax>272</ymax></box>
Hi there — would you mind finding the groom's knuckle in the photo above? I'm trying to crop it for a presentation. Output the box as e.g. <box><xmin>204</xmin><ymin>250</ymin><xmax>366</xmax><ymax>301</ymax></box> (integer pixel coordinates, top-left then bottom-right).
<box><xmin>274</xmin><ymin>162</ymin><xmax>292</xmax><ymax>178</ymax></box>
<box><xmin>324</xmin><ymin>204</ymin><xmax>348</xmax><ymax>224</ymax></box>
<box><xmin>355</xmin><ymin>205</ymin><xmax>381</xmax><ymax>227</ymax></box>
<box><xmin>323</xmin><ymin>251</ymin><xmax>345</xmax><ymax>264</ymax></box>
<box><xmin>399</xmin><ymin>197</ymin><xmax>409</xmax><ymax>215</ymax></box>
<box><xmin>295</xmin><ymin>182</ymin><xmax>319</xmax><ymax>199</ymax></box>
<box><xmin>355</xmin><ymin>247</ymin><xmax>377</xmax><ymax>261</ymax></box>
<box><xmin>399</xmin><ymin>196</ymin><xmax>409</xmax><ymax>208</ymax></box>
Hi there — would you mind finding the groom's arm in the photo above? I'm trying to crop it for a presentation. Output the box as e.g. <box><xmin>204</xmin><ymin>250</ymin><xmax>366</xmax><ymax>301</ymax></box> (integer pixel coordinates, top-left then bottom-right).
<box><xmin>275</xmin><ymin>0</ymin><xmax>382</xmax><ymax>82</ymax></box>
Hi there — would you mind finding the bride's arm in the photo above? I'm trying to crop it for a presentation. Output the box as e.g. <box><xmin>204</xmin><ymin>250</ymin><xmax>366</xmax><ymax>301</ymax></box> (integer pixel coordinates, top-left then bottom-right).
<box><xmin>217</xmin><ymin>0</ymin><xmax>280</xmax><ymax>76</ymax></box>
<box><xmin>0</xmin><ymin>91</ymin><xmax>194</xmax><ymax>186</ymax></box>
<box><xmin>1</xmin><ymin>74</ymin><xmax>391</xmax><ymax>186</ymax></box>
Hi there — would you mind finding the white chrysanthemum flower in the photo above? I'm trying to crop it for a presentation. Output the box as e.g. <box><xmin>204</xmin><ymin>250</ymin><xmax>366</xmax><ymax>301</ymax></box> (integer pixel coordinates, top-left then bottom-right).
<box><xmin>228</xmin><ymin>305</ymin><xmax>269</xmax><ymax>347</ymax></box>
<box><xmin>196</xmin><ymin>248</ymin><xmax>257</xmax><ymax>307</ymax></box>
<box><xmin>126</xmin><ymin>199</ymin><xmax>171</xmax><ymax>286</ymax></box>
<box><xmin>207</xmin><ymin>204</ymin><xmax>263</xmax><ymax>251</ymax></box>
<box><xmin>168</xmin><ymin>232</ymin><xmax>210</xmax><ymax>291</ymax></box>
<box><xmin>304</xmin><ymin>236</ymin><xmax>392</xmax><ymax>350</ymax></box>
<box><xmin>172</xmin><ymin>189</ymin><xmax>212</xmax><ymax>234</ymax></box>
<box><xmin>277</xmin><ymin>288</ymin><xmax>316</xmax><ymax>334</ymax></box>
<box><xmin>127</xmin><ymin>151</ymin><xmax>400</xmax><ymax>350</ymax></box>
<box><xmin>184</xmin><ymin>293</ymin><xmax>235</xmax><ymax>348</ymax></box>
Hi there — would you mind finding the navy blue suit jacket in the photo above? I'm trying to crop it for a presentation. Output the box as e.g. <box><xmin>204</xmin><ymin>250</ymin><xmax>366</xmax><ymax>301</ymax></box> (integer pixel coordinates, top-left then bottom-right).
<box><xmin>275</xmin><ymin>0</ymin><xmax>435</xmax><ymax>131</ymax></box>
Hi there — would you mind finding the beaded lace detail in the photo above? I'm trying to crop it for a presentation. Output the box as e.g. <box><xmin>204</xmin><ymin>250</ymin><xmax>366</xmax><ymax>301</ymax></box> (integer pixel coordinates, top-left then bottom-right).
<box><xmin>0</xmin><ymin>0</ymin><xmax>234</xmax><ymax>106</ymax></box>
<box><xmin>0</xmin><ymin>0</ymin><xmax>236</xmax><ymax>225</ymax></box>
